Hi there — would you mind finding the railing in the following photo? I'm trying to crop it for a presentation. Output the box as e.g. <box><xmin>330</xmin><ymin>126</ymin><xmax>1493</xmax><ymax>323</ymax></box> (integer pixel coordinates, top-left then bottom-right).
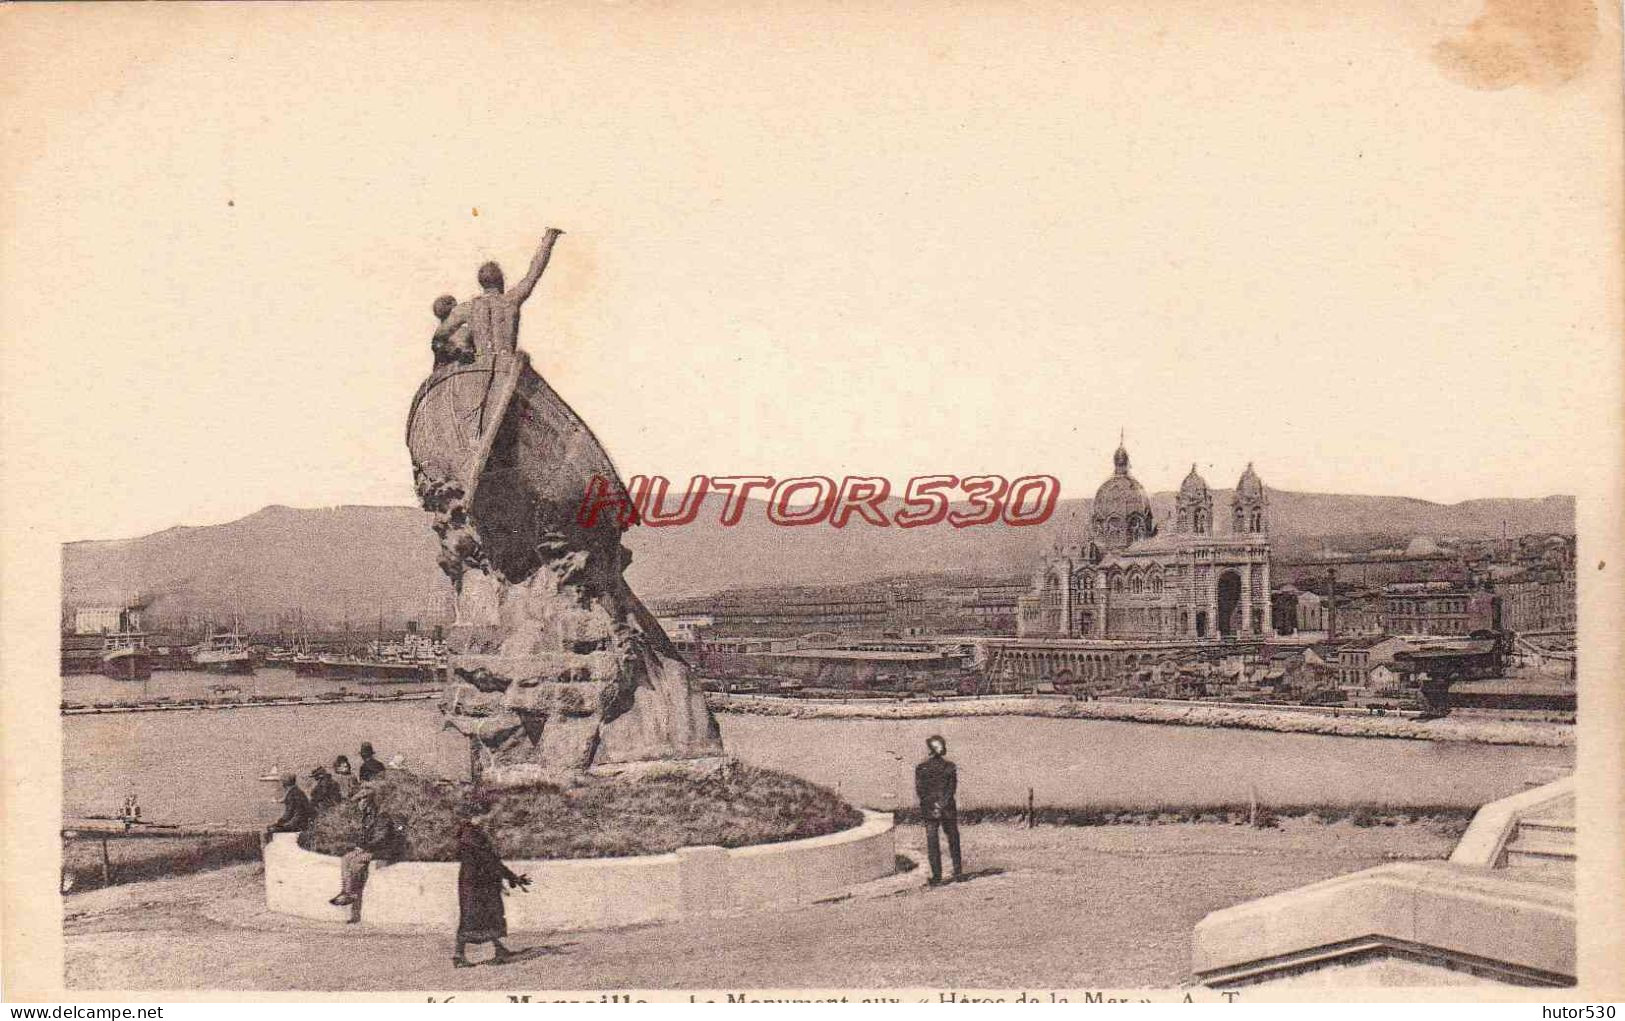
<box><xmin>61</xmin><ymin>819</ymin><xmax>260</xmax><ymax>890</ymax></box>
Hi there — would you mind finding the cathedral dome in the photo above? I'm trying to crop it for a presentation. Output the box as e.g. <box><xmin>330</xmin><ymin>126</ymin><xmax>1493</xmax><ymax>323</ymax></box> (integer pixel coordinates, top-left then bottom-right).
<box><xmin>1094</xmin><ymin>473</ymin><xmax>1152</xmax><ymax>520</ymax></box>
<box><xmin>1179</xmin><ymin>464</ymin><xmax>1209</xmax><ymax>499</ymax></box>
<box><xmin>1091</xmin><ymin>444</ymin><xmax>1154</xmax><ymax>549</ymax></box>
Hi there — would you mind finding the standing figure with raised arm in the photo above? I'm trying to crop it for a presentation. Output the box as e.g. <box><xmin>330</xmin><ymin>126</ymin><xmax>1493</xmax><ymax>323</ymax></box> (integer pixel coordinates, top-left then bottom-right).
<box><xmin>434</xmin><ymin>229</ymin><xmax>564</xmax><ymax>361</ymax></box>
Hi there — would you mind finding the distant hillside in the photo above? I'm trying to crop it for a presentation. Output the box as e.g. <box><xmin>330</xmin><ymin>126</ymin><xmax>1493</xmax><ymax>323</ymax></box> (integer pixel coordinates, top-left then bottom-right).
<box><xmin>61</xmin><ymin>491</ymin><xmax>1574</xmax><ymax>625</ymax></box>
<box><xmin>62</xmin><ymin>505</ymin><xmax>448</xmax><ymax>630</ymax></box>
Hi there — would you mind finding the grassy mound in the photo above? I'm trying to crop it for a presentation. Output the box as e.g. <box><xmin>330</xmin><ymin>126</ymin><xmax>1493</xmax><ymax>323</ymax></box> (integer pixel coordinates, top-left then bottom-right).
<box><xmin>300</xmin><ymin>762</ymin><xmax>864</xmax><ymax>861</ymax></box>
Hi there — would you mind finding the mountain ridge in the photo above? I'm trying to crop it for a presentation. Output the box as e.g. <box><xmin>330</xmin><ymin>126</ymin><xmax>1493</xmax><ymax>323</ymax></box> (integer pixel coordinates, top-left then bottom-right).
<box><xmin>61</xmin><ymin>491</ymin><xmax>1575</xmax><ymax>625</ymax></box>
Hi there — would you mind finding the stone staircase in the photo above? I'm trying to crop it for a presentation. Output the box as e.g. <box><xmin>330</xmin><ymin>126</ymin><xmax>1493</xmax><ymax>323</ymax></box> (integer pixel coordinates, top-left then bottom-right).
<box><xmin>1192</xmin><ymin>773</ymin><xmax>1577</xmax><ymax>989</ymax></box>
<box><xmin>1501</xmin><ymin>795</ymin><xmax>1575</xmax><ymax>876</ymax></box>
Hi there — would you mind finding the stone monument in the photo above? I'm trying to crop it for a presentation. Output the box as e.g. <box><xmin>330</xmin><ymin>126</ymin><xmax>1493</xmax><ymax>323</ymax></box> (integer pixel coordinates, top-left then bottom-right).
<box><xmin>406</xmin><ymin>231</ymin><xmax>723</xmax><ymax>782</ymax></box>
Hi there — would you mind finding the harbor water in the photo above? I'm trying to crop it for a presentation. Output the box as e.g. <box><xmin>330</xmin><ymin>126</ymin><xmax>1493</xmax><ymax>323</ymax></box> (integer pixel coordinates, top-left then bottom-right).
<box><xmin>62</xmin><ymin>670</ymin><xmax>1572</xmax><ymax>827</ymax></box>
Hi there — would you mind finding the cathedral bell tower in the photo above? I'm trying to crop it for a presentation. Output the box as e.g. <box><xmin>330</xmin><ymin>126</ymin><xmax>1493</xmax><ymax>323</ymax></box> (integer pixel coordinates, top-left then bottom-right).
<box><xmin>1176</xmin><ymin>465</ymin><xmax>1213</xmax><ymax>535</ymax></box>
<box><xmin>1232</xmin><ymin>462</ymin><xmax>1267</xmax><ymax>534</ymax></box>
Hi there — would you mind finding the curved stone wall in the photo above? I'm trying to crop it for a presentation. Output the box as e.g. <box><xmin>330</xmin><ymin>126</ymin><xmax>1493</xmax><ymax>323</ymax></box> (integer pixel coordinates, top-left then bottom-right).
<box><xmin>265</xmin><ymin>810</ymin><xmax>895</xmax><ymax>931</ymax></box>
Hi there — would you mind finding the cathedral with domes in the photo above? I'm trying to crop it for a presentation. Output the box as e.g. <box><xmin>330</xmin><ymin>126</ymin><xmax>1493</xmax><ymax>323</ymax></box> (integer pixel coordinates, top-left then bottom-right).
<box><xmin>1016</xmin><ymin>442</ymin><xmax>1272</xmax><ymax>640</ymax></box>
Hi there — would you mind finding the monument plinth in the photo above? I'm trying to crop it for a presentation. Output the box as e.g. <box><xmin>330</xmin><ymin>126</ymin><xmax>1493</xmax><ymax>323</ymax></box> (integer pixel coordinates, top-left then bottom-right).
<box><xmin>407</xmin><ymin>251</ymin><xmax>721</xmax><ymax>780</ymax></box>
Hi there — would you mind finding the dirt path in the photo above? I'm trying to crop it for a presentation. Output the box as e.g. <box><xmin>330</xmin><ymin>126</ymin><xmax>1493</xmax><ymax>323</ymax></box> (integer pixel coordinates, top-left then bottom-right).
<box><xmin>63</xmin><ymin>820</ymin><xmax>1454</xmax><ymax>992</ymax></box>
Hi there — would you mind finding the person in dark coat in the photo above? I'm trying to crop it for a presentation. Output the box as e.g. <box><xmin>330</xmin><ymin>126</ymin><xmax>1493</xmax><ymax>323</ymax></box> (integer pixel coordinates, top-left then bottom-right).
<box><xmin>357</xmin><ymin>742</ymin><xmax>386</xmax><ymax>782</ymax></box>
<box><xmin>452</xmin><ymin>797</ymin><xmax>530</xmax><ymax>968</ymax></box>
<box><xmin>264</xmin><ymin>773</ymin><xmax>313</xmax><ymax>839</ymax></box>
<box><xmin>331</xmin><ymin>756</ymin><xmax>356</xmax><ymax>799</ymax></box>
<box><xmin>915</xmin><ymin>734</ymin><xmax>962</xmax><ymax>885</ymax></box>
<box><xmin>308</xmin><ymin>766</ymin><xmax>342</xmax><ymax>812</ymax></box>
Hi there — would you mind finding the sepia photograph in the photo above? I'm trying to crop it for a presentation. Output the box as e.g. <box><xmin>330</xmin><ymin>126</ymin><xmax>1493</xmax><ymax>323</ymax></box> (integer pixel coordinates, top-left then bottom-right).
<box><xmin>2</xmin><ymin>0</ymin><xmax>1621</xmax><ymax>1007</ymax></box>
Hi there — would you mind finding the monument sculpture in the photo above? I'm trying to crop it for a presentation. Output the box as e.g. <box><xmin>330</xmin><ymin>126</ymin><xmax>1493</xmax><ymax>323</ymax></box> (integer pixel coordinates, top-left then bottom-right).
<box><xmin>406</xmin><ymin>230</ymin><xmax>723</xmax><ymax>782</ymax></box>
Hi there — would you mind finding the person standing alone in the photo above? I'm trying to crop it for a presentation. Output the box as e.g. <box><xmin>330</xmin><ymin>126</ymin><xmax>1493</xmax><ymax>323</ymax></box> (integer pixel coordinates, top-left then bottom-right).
<box><xmin>452</xmin><ymin>795</ymin><xmax>530</xmax><ymax>968</ymax></box>
<box><xmin>915</xmin><ymin>734</ymin><xmax>963</xmax><ymax>885</ymax></box>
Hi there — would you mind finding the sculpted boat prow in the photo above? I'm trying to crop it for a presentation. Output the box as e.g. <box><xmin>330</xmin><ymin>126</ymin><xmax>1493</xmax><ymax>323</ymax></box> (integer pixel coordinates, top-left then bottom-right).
<box><xmin>407</xmin><ymin>233</ymin><xmax>721</xmax><ymax>781</ymax></box>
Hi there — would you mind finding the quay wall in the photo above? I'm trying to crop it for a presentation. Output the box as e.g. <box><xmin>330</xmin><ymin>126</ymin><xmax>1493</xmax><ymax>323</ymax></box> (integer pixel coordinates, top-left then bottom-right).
<box><xmin>707</xmin><ymin>693</ymin><xmax>1572</xmax><ymax>747</ymax></box>
<box><xmin>693</xmin><ymin>651</ymin><xmax>960</xmax><ymax>686</ymax></box>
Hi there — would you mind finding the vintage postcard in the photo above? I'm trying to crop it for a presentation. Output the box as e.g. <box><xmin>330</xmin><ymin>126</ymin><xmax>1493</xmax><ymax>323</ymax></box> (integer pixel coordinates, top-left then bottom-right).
<box><xmin>2</xmin><ymin>0</ymin><xmax>1621</xmax><ymax>1007</ymax></box>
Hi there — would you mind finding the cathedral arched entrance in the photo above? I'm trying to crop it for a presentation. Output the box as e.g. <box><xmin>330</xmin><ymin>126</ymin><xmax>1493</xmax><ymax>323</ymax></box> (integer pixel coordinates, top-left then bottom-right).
<box><xmin>1216</xmin><ymin>570</ymin><xmax>1242</xmax><ymax>637</ymax></box>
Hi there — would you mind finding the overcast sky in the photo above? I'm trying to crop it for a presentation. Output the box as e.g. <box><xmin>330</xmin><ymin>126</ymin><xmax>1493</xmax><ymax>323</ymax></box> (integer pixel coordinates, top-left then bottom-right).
<box><xmin>3</xmin><ymin>1</ymin><xmax>1618</xmax><ymax>542</ymax></box>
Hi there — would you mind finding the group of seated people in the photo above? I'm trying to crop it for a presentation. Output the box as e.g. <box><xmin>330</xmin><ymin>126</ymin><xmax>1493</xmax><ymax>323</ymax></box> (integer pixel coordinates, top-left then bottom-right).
<box><xmin>264</xmin><ymin>736</ymin><xmax>538</xmax><ymax>954</ymax></box>
<box><xmin>264</xmin><ymin>741</ymin><xmax>391</xmax><ymax>838</ymax></box>
<box><xmin>263</xmin><ymin>741</ymin><xmax>403</xmax><ymax>923</ymax></box>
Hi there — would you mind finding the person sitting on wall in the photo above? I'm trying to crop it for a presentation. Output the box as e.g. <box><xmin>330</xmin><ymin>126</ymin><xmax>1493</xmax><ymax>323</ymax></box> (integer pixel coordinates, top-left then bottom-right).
<box><xmin>264</xmin><ymin>772</ymin><xmax>313</xmax><ymax>841</ymax></box>
<box><xmin>452</xmin><ymin>793</ymin><xmax>530</xmax><ymax>968</ymax></box>
<box><xmin>915</xmin><ymin>734</ymin><xmax>963</xmax><ymax>886</ymax></box>
<box><xmin>328</xmin><ymin>783</ymin><xmax>402</xmax><ymax>923</ymax></box>
<box><xmin>308</xmin><ymin>766</ymin><xmax>342</xmax><ymax>812</ymax></box>
<box><xmin>357</xmin><ymin>742</ymin><xmax>386</xmax><ymax>782</ymax></box>
<box><xmin>331</xmin><ymin>755</ymin><xmax>356</xmax><ymax>799</ymax></box>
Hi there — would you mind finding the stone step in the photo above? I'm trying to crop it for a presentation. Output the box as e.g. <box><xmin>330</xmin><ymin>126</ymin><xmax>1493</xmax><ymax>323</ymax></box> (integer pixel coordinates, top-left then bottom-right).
<box><xmin>1518</xmin><ymin>818</ymin><xmax>1576</xmax><ymax>837</ymax></box>
<box><xmin>1505</xmin><ymin>850</ymin><xmax>1575</xmax><ymax>876</ymax></box>
<box><xmin>1505</xmin><ymin>826</ymin><xmax>1575</xmax><ymax>861</ymax></box>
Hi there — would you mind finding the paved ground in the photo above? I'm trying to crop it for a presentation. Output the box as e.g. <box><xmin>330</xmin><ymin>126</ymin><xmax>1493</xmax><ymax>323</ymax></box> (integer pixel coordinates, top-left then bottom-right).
<box><xmin>63</xmin><ymin>820</ymin><xmax>1457</xmax><ymax>992</ymax></box>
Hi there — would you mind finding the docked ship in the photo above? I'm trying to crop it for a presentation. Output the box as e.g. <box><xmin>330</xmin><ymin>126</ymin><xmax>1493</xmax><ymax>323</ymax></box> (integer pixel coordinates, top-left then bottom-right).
<box><xmin>99</xmin><ymin>629</ymin><xmax>153</xmax><ymax>681</ymax></box>
<box><xmin>63</xmin><ymin>604</ymin><xmax>150</xmax><ymax>676</ymax></box>
<box><xmin>279</xmin><ymin>635</ymin><xmax>328</xmax><ymax>677</ymax></box>
<box><xmin>292</xmin><ymin>651</ymin><xmax>327</xmax><ymax>677</ymax></box>
<box><xmin>317</xmin><ymin>656</ymin><xmax>438</xmax><ymax>683</ymax></box>
<box><xmin>190</xmin><ymin>630</ymin><xmax>255</xmax><ymax>674</ymax></box>
<box><xmin>318</xmin><ymin>632</ymin><xmax>446</xmax><ymax>684</ymax></box>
